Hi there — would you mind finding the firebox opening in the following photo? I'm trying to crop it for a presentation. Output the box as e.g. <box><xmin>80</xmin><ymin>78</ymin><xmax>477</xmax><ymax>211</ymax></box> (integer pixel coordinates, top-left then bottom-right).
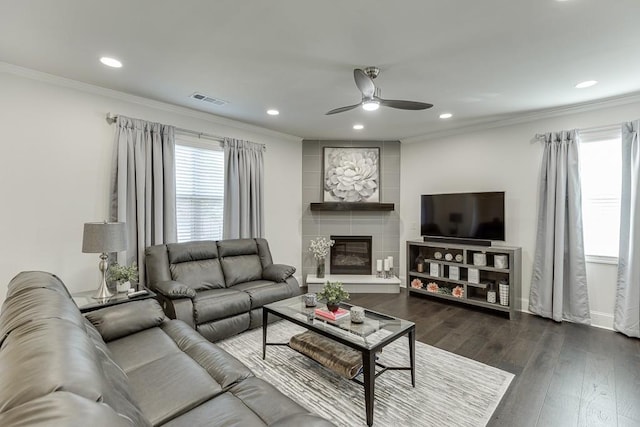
<box><xmin>330</xmin><ymin>236</ymin><xmax>372</xmax><ymax>275</ymax></box>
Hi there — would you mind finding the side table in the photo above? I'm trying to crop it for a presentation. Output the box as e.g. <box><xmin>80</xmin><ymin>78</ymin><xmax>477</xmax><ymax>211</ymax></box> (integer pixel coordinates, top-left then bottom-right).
<box><xmin>72</xmin><ymin>289</ymin><xmax>156</xmax><ymax>313</ymax></box>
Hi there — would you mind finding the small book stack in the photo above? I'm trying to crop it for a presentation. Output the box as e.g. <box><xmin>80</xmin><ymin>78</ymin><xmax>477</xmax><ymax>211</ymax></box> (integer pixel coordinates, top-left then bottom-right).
<box><xmin>314</xmin><ymin>307</ymin><xmax>349</xmax><ymax>321</ymax></box>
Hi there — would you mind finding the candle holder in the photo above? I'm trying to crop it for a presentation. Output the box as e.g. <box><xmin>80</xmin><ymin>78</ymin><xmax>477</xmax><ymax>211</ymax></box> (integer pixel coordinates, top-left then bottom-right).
<box><xmin>376</xmin><ymin>258</ymin><xmax>384</xmax><ymax>278</ymax></box>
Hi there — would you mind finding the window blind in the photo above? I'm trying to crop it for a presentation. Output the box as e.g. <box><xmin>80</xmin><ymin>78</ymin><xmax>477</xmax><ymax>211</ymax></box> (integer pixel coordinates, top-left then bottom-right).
<box><xmin>579</xmin><ymin>128</ymin><xmax>622</xmax><ymax>259</ymax></box>
<box><xmin>175</xmin><ymin>142</ymin><xmax>224</xmax><ymax>242</ymax></box>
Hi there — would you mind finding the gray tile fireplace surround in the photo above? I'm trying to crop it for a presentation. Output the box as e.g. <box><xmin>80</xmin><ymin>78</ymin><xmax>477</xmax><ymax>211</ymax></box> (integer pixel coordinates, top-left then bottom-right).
<box><xmin>301</xmin><ymin>139</ymin><xmax>401</xmax><ymax>284</ymax></box>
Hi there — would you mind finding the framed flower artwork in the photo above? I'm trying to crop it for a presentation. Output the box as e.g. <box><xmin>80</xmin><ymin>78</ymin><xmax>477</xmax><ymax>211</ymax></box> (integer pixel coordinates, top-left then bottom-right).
<box><xmin>322</xmin><ymin>147</ymin><xmax>380</xmax><ymax>202</ymax></box>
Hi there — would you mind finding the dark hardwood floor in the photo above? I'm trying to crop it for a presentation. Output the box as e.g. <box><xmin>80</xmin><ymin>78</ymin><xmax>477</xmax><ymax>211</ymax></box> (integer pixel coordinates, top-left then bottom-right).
<box><xmin>339</xmin><ymin>289</ymin><xmax>640</xmax><ymax>427</ymax></box>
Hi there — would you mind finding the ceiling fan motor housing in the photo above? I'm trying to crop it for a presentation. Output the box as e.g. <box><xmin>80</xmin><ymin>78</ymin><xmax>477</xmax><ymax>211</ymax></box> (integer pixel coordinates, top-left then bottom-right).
<box><xmin>363</xmin><ymin>66</ymin><xmax>380</xmax><ymax>79</ymax></box>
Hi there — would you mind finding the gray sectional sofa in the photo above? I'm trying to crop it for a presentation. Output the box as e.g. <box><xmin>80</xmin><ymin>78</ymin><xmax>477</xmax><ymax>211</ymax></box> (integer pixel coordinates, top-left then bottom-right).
<box><xmin>0</xmin><ymin>271</ymin><xmax>334</xmax><ymax>427</ymax></box>
<box><xmin>146</xmin><ymin>238</ymin><xmax>300</xmax><ymax>342</ymax></box>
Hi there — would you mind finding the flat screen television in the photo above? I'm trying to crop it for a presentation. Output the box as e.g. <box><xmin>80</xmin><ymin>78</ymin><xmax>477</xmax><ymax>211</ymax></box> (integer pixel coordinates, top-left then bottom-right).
<box><xmin>421</xmin><ymin>192</ymin><xmax>505</xmax><ymax>243</ymax></box>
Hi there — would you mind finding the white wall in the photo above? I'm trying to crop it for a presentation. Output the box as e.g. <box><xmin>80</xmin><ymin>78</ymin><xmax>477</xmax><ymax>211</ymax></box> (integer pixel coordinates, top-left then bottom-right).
<box><xmin>0</xmin><ymin>65</ymin><xmax>302</xmax><ymax>304</ymax></box>
<box><xmin>400</xmin><ymin>99</ymin><xmax>640</xmax><ymax>329</ymax></box>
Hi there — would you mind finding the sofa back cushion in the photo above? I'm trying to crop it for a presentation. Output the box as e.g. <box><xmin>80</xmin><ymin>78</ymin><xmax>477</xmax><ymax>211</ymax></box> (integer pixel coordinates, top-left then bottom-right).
<box><xmin>0</xmin><ymin>273</ymin><xmax>86</xmax><ymax>344</ymax></box>
<box><xmin>0</xmin><ymin>272</ymin><xmax>150</xmax><ymax>426</ymax></box>
<box><xmin>217</xmin><ymin>239</ymin><xmax>263</xmax><ymax>287</ymax></box>
<box><xmin>166</xmin><ymin>242</ymin><xmax>226</xmax><ymax>291</ymax></box>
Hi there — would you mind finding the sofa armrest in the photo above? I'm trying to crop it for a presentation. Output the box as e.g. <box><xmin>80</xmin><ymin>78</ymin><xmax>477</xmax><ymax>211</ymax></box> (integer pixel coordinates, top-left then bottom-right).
<box><xmin>85</xmin><ymin>299</ymin><xmax>165</xmax><ymax>342</ymax></box>
<box><xmin>262</xmin><ymin>264</ymin><xmax>296</xmax><ymax>282</ymax></box>
<box><xmin>152</xmin><ymin>280</ymin><xmax>196</xmax><ymax>299</ymax></box>
<box><xmin>285</xmin><ymin>276</ymin><xmax>302</xmax><ymax>297</ymax></box>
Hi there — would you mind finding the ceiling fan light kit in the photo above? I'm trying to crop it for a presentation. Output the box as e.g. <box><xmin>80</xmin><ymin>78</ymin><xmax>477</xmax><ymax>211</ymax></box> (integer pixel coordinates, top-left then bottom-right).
<box><xmin>362</xmin><ymin>99</ymin><xmax>380</xmax><ymax>111</ymax></box>
<box><xmin>326</xmin><ymin>67</ymin><xmax>433</xmax><ymax>115</ymax></box>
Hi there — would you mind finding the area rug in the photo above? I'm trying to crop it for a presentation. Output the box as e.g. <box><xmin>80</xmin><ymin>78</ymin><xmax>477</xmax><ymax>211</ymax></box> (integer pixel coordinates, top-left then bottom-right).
<box><xmin>217</xmin><ymin>321</ymin><xmax>514</xmax><ymax>427</ymax></box>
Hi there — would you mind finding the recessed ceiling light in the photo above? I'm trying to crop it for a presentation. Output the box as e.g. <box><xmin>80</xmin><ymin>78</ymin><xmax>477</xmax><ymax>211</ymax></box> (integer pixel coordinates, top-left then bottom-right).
<box><xmin>353</xmin><ymin>124</ymin><xmax>364</xmax><ymax>130</ymax></box>
<box><xmin>362</xmin><ymin>100</ymin><xmax>380</xmax><ymax>111</ymax></box>
<box><xmin>99</xmin><ymin>57</ymin><xmax>122</xmax><ymax>68</ymax></box>
<box><xmin>575</xmin><ymin>80</ymin><xmax>598</xmax><ymax>89</ymax></box>
<box><xmin>266</xmin><ymin>109</ymin><xmax>279</xmax><ymax>116</ymax></box>
<box><xmin>439</xmin><ymin>113</ymin><xmax>453</xmax><ymax>119</ymax></box>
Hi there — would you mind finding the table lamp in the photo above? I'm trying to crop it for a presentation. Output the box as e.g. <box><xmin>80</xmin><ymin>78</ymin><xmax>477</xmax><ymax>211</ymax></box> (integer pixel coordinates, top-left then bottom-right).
<box><xmin>82</xmin><ymin>221</ymin><xmax>127</xmax><ymax>299</ymax></box>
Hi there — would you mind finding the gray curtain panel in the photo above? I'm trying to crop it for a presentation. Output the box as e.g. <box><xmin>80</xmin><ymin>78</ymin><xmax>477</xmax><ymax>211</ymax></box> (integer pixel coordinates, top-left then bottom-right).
<box><xmin>110</xmin><ymin>115</ymin><xmax>177</xmax><ymax>285</ymax></box>
<box><xmin>223</xmin><ymin>138</ymin><xmax>265</xmax><ymax>239</ymax></box>
<box><xmin>529</xmin><ymin>130</ymin><xmax>590</xmax><ymax>324</ymax></box>
<box><xmin>614</xmin><ymin>120</ymin><xmax>640</xmax><ymax>338</ymax></box>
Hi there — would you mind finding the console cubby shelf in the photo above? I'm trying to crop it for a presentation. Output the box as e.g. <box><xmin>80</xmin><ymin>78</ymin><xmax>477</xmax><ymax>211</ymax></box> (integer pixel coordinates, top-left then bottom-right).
<box><xmin>406</xmin><ymin>240</ymin><xmax>522</xmax><ymax>319</ymax></box>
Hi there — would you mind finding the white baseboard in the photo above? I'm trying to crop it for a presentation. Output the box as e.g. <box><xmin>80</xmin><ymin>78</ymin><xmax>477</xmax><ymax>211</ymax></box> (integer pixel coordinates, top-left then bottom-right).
<box><xmin>520</xmin><ymin>298</ymin><xmax>614</xmax><ymax>330</ymax></box>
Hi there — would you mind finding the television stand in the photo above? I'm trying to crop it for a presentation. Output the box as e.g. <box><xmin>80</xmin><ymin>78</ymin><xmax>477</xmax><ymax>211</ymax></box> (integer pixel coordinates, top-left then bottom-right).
<box><xmin>407</xmin><ymin>240</ymin><xmax>521</xmax><ymax>319</ymax></box>
<box><xmin>422</xmin><ymin>236</ymin><xmax>491</xmax><ymax>247</ymax></box>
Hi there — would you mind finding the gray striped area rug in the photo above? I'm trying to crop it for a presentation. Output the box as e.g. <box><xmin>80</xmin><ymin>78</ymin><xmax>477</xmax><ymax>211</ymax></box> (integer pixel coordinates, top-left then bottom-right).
<box><xmin>217</xmin><ymin>321</ymin><xmax>514</xmax><ymax>427</ymax></box>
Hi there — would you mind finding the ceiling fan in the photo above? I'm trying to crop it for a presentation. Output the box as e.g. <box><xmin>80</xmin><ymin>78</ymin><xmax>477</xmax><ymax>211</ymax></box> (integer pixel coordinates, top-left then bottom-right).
<box><xmin>326</xmin><ymin>67</ymin><xmax>433</xmax><ymax>115</ymax></box>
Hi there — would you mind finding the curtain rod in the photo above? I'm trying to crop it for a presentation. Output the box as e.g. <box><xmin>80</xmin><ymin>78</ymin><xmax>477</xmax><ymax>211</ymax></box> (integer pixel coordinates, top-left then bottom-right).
<box><xmin>106</xmin><ymin>113</ymin><xmax>225</xmax><ymax>143</ymax></box>
<box><xmin>534</xmin><ymin>123</ymin><xmax>622</xmax><ymax>140</ymax></box>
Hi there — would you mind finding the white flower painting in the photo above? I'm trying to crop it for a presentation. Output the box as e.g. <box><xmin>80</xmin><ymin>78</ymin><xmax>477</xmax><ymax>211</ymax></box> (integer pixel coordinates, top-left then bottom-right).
<box><xmin>323</xmin><ymin>147</ymin><xmax>380</xmax><ymax>203</ymax></box>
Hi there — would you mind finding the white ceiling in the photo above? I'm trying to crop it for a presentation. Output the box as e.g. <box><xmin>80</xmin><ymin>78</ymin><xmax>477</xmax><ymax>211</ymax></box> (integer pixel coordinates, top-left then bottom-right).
<box><xmin>1</xmin><ymin>0</ymin><xmax>639</xmax><ymax>140</ymax></box>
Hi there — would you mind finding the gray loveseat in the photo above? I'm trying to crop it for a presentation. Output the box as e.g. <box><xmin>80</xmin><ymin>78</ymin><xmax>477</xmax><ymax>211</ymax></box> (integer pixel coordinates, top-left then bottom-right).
<box><xmin>0</xmin><ymin>271</ymin><xmax>334</xmax><ymax>427</ymax></box>
<box><xmin>146</xmin><ymin>238</ymin><xmax>300</xmax><ymax>342</ymax></box>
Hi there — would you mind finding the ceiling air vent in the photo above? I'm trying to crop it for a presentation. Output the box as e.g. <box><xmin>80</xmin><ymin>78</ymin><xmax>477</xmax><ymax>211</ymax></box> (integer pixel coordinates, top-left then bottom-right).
<box><xmin>190</xmin><ymin>92</ymin><xmax>229</xmax><ymax>106</ymax></box>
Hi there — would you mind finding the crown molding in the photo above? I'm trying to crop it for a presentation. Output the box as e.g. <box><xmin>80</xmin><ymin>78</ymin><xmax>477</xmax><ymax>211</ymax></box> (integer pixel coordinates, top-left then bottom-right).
<box><xmin>401</xmin><ymin>91</ymin><xmax>640</xmax><ymax>144</ymax></box>
<box><xmin>4</xmin><ymin>61</ymin><xmax>638</xmax><ymax>146</ymax></box>
<box><xmin>0</xmin><ymin>62</ymin><xmax>302</xmax><ymax>144</ymax></box>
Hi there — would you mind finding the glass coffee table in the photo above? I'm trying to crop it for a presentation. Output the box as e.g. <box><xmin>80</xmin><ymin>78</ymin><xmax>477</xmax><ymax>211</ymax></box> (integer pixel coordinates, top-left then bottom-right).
<box><xmin>262</xmin><ymin>296</ymin><xmax>415</xmax><ymax>427</ymax></box>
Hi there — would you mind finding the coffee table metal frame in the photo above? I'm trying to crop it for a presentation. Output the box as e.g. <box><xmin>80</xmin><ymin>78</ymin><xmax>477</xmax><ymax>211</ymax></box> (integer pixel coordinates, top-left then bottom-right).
<box><xmin>262</xmin><ymin>296</ymin><xmax>415</xmax><ymax>427</ymax></box>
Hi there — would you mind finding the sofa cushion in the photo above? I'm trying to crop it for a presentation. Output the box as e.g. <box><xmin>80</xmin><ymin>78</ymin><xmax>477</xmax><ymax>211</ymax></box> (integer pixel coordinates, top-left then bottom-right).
<box><xmin>83</xmin><ymin>320</ymin><xmax>151</xmax><ymax>427</ymax></box>
<box><xmin>85</xmin><ymin>299</ymin><xmax>166</xmax><ymax>342</ymax></box>
<box><xmin>170</xmin><ymin>259</ymin><xmax>226</xmax><ymax>291</ymax></box>
<box><xmin>217</xmin><ymin>239</ymin><xmax>258</xmax><ymax>257</ymax></box>
<box><xmin>0</xmin><ymin>319</ymin><xmax>105</xmax><ymax>412</ymax></box>
<box><xmin>197</xmin><ymin>313</ymin><xmax>250</xmax><ymax>343</ymax></box>
<box><xmin>0</xmin><ymin>392</ymin><xmax>137</xmax><ymax>427</ymax></box>
<box><xmin>1</xmin><ymin>273</ymin><xmax>86</xmax><ymax>342</ymax></box>
<box><xmin>220</xmin><ymin>255</ymin><xmax>263</xmax><ymax>287</ymax></box>
<box><xmin>233</xmin><ymin>280</ymin><xmax>293</xmax><ymax>309</ymax></box>
<box><xmin>167</xmin><ymin>241</ymin><xmax>219</xmax><ymax>264</ymax></box>
<box><xmin>162</xmin><ymin>392</ymin><xmax>268</xmax><ymax>427</ymax></box>
<box><xmin>107</xmin><ymin>327</ymin><xmax>182</xmax><ymax>373</ymax></box>
<box><xmin>194</xmin><ymin>289</ymin><xmax>251</xmax><ymax>324</ymax></box>
<box><xmin>125</xmin><ymin>352</ymin><xmax>221</xmax><ymax>426</ymax></box>
<box><xmin>4</xmin><ymin>271</ymin><xmax>71</xmax><ymax>299</ymax></box>
<box><xmin>0</xmin><ymin>317</ymin><xmax>150</xmax><ymax>427</ymax></box>
<box><xmin>161</xmin><ymin>321</ymin><xmax>253</xmax><ymax>388</ymax></box>
<box><xmin>229</xmin><ymin>377</ymin><xmax>310</xmax><ymax>425</ymax></box>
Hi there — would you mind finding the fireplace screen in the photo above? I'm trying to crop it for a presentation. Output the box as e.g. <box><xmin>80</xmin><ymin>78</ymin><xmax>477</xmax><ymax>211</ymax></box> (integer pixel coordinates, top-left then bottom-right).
<box><xmin>330</xmin><ymin>236</ymin><xmax>372</xmax><ymax>275</ymax></box>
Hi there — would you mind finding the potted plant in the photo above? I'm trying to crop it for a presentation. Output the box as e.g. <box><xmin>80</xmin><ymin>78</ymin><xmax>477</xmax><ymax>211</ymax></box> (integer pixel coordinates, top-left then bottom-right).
<box><xmin>317</xmin><ymin>281</ymin><xmax>349</xmax><ymax>312</ymax></box>
<box><xmin>108</xmin><ymin>262</ymin><xmax>139</xmax><ymax>293</ymax></box>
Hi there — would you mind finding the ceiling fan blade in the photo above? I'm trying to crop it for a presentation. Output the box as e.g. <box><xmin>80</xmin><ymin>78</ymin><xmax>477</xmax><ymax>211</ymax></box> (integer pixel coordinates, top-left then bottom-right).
<box><xmin>378</xmin><ymin>98</ymin><xmax>433</xmax><ymax>110</ymax></box>
<box><xmin>354</xmin><ymin>69</ymin><xmax>375</xmax><ymax>98</ymax></box>
<box><xmin>325</xmin><ymin>103</ymin><xmax>361</xmax><ymax>115</ymax></box>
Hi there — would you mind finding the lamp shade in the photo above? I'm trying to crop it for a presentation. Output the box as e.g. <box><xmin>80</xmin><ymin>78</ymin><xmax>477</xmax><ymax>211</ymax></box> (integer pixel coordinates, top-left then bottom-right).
<box><xmin>82</xmin><ymin>222</ymin><xmax>127</xmax><ymax>253</ymax></box>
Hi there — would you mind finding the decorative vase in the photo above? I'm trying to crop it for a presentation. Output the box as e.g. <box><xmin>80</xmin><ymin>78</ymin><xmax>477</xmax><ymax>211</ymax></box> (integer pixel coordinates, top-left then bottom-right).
<box><xmin>116</xmin><ymin>280</ymin><xmax>131</xmax><ymax>293</ymax></box>
<box><xmin>316</xmin><ymin>259</ymin><xmax>325</xmax><ymax>278</ymax></box>
<box><xmin>326</xmin><ymin>302</ymin><xmax>340</xmax><ymax>312</ymax></box>
<box><xmin>350</xmin><ymin>306</ymin><xmax>365</xmax><ymax>323</ymax></box>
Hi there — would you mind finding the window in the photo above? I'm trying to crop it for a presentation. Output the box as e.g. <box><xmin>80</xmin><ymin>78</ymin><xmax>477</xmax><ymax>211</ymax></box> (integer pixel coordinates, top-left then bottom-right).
<box><xmin>579</xmin><ymin>127</ymin><xmax>622</xmax><ymax>260</ymax></box>
<box><xmin>175</xmin><ymin>135</ymin><xmax>224</xmax><ymax>242</ymax></box>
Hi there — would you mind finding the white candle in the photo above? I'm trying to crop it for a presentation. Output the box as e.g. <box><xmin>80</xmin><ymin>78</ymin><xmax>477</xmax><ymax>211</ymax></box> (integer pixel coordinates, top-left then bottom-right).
<box><xmin>384</xmin><ymin>259</ymin><xmax>390</xmax><ymax>271</ymax></box>
<box><xmin>376</xmin><ymin>259</ymin><xmax>383</xmax><ymax>271</ymax></box>
<box><xmin>387</xmin><ymin>256</ymin><xmax>393</xmax><ymax>268</ymax></box>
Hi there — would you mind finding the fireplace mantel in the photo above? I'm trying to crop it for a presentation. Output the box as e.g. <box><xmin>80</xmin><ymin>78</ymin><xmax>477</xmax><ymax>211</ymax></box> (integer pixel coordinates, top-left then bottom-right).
<box><xmin>309</xmin><ymin>202</ymin><xmax>394</xmax><ymax>211</ymax></box>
